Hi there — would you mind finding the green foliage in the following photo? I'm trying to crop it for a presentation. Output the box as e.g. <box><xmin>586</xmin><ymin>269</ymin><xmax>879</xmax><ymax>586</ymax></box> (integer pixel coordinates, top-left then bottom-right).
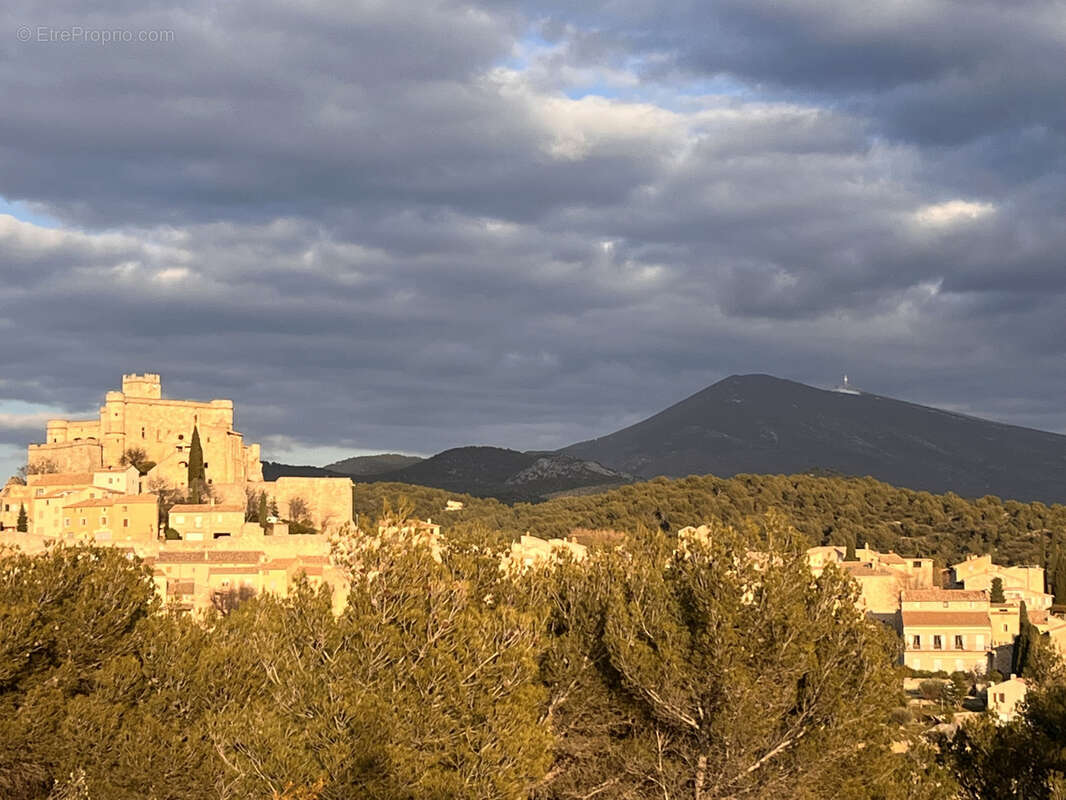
<box><xmin>1051</xmin><ymin>538</ymin><xmax>1066</xmax><ymax>606</ymax></box>
<box><xmin>0</xmin><ymin>508</ymin><xmax>972</xmax><ymax>800</ymax></box>
<box><xmin>531</xmin><ymin>512</ymin><xmax>942</xmax><ymax>799</ymax></box>
<box><xmin>119</xmin><ymin>447</ymin><xmax>153</xmax><ymax>475</ymax></box>
<box><xmin>360</xmin><ymin>472</ymin><xmax>1066</xmax><ymax>567</ymax></box>
<box><xmin>919</xmin><ymin>679</ymin><xmax>947</xmax><ymax>701</ymax></box>
<box><xmin>943</xmin><ymin>680</ymin><xmax>1066</xmax><ymax>799</ymax></box>
<box><xmin>16</xmin><ymin>503</ymin><xmax>27</xmax><ymax>532</ymax></box>
<box><xmin>0</xmin><ymin>545</ymin><xmax>157</xmax><ymax>797</ymax></box>
<box><xmin>990</xmin><ymin>576</ymin><xmax>1006</xmax><ymax>603</ymax></box>
<box><xmin>187</xmin><ymin>426</ymin><xmax>205</xmax><ymax>504</ymax></box>
<box><xmin>1013</xmin><ymin>601</ymin><xmax>1037</xmax><ymax>676</ymax></box>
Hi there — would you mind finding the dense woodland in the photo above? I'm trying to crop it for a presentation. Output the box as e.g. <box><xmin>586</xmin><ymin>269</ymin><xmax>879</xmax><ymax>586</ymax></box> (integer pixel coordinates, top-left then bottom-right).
<box><xmin>3</xmin><ymin>514</ymin><xmax>966</xmax><ymax>800</ymax></box>
<box><xmin>355</xmin><ymin>472</ymin><xmax>1066</xmax><ymax>570</ymax></box>
<box><xmin>5</xmin><ymin>474</ymin><xmax>1066</xmax><ymax>798</ymax></box>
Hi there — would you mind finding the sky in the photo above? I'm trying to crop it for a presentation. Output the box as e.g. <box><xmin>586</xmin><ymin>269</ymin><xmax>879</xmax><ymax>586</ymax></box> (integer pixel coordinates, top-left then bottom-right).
<box><xmin>1</xmin><ymin>0</ymin><xmax>1064</xmax><ymax>478</ymax></box>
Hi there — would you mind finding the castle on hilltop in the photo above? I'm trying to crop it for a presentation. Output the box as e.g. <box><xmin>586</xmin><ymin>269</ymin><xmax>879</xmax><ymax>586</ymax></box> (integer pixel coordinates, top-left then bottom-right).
<box><xmin>29</xmin><ymin>373</ymin><xmax>263</xmax><ymax>488</ymax></box>
<box><xmin>0</xmin><ymin>373</ymin><xmax>356</xmax><ymax>613</ymax></box>
<box><xmin>3</xmin><ymin>372</ymin><xmax>353</xmax><ymax>539</ymax></box>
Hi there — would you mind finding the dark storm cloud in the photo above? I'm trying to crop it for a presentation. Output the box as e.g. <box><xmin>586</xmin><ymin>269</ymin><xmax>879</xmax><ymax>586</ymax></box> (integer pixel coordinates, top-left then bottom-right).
<box><xmin>0</xmin><ymin>0</ymin><xmax>1064</xmax><ymax>476</ymax></box>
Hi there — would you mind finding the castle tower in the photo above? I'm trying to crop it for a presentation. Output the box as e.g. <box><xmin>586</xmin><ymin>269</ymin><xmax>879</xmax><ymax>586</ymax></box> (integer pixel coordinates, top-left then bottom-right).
<box><xmin>122</xmin><ymin>373</ymin><xmax>162</xmax><ymax>399</ymax></box>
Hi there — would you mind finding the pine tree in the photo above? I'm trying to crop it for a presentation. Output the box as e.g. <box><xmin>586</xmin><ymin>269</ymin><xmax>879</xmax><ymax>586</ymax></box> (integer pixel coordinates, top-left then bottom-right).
<box><xmin>16</xmin><ymin>503</ymin><xmax>27</xmax><ymax>532</ymax></box>
<box><xmin>187</xmin><ymin>427</ymin><xmax>205</xmax><ymax>504</ymax></box>
<box><xmin>990</xmin><ymin>576</ymin><xmax>1006</xmax><ymax>604</ymax></box>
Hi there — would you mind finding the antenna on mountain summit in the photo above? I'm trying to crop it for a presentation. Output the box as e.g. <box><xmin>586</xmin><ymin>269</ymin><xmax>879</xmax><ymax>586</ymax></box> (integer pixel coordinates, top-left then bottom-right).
<box><xmin>834</xmin><ymin>373</ymin><xmax>860</xmax><ymax>395</ymax></box>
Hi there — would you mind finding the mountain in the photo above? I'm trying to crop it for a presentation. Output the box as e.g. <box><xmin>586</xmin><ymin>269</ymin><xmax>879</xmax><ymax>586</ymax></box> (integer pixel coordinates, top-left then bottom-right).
<box><xmin>354</xmin><ymin>446</ymin><xmax>632</xmax><ymax>502</ymax></box>
<box><xmin>261</xmin><ymin>461</ymin><xmax>349</xmax><ymax>480</ymax></box>
<box><xmin>561</xmin><ymin>374</ymin><xmax>1066</xmax><ymax>503</ymax></box>
<box><xmin>325</xmin><ymin>453</ymin><xmax>424</xmax><ymax>476</ymax></box>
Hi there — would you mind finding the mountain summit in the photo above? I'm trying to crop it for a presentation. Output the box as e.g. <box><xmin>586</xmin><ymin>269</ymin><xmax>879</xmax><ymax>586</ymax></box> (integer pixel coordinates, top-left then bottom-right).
<box><xmin>562</xmin><ymin>374</ymin><xmax>1066</xmax><ymax>503</ymax></box>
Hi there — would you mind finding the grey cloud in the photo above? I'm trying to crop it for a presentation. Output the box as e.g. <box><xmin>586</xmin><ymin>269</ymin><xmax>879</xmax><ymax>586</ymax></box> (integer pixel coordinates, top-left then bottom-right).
<box><xmin>0</xmin><ymin>0</ymin><xmax>1064</xmax><ymax>482</ymax></box>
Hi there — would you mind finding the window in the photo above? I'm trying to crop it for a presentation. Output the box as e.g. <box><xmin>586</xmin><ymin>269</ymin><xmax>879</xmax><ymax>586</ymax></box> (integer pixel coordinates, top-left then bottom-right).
<box><xmin>203</xmin><ymin>462</ymin><xmax>209</xmax><ymax>469</ymax></box>
<box><xmin>976</xmin><ymin>635</ymin><xmax>985</xmax><ymax>650</ymax></box>
<box><xmin>912</xmin><ymin>635</ymin><xmax>921</xmax><ymax>649</ymax></box>
<box><xmin>943</xmin><ymin>601</ymin><xmax>950</xmax><ymax>608</ymax></box>
<box><xmin>913</xmin><ymin>560</ymin><xmax>922</xmax><ymax>567</ymax></box>
<box><xmin>1004</xmin><ymin>624</ymin><xmax>1009</xmax><ymax>632</ymax></box>
<box><xmin>141</xmin><ymin>427</ymin><xmax>145</xmax><ymax>438</ymax></box>
<box><xmin>64</xmin><ymin>519</ymin><xmax>70</xmax><ymax>528</ymax></box>
<box><xmin>954</xmin><ymin>635</ymin><xmax>964</xmax><ymax>650</ymax></box>
<box><xmin>123</xmin><ymin>519</ymin><xmax>129</xmax><ymax>528</ymax></box>
<box><xmin>100</xmin><ymin>517</ymin><xmax>107</xmax><ymax>527</ymax></box>
<box><xmin>80</xmin><ymin>518</ymin><xmax>86</xmax><ymax>526</ymax></box>
<box><xmin>933</xmin><ymin>635</ymin><xmax>943</xmax><ymax>650</ymax></box>
<box><xmin>996</xmin><ymin>693</ymin><xmax>1005</xmax><ymax>703</ymax></box>
<box><xmin>178</xmin><ymin>434</ymin><xmax>184</xmax><ymax>441</ymax></box>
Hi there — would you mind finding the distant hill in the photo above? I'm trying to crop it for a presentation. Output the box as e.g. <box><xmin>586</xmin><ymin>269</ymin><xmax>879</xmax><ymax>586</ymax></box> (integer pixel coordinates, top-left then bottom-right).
<box><xmin>325</xmin><ymin>453</ymin><xmax>424</xmax><ymax>476</ymax></box>
<box><xmin>354</xmin><ymin>446</ymin><xmax>632</xmax><ymax>502</ymax></box>
<box><xmin>261</xmin><ymin>461</ymin><xmax>349</xmax><ymax>480</ymax></box>
<box><xmin>562</xmin><ymin>374</ymin><xmax>1066</xmax><ymax>503</ymax></box>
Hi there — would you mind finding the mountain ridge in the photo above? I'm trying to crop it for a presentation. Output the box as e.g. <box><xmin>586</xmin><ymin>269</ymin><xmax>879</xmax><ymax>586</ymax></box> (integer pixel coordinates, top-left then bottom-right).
<box><xmin>268</xmin><ymin>374</ymin><xmax>1066</xmax><ymax>504</ymax></box>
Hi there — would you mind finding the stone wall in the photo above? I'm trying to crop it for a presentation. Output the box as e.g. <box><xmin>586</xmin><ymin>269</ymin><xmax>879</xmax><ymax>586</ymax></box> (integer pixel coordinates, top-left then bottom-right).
<box><xmin>249</xmin><ymin>477</ymin><xmax>354</xmax><ymax>533</ymax></box>
<box><xmin>28</xmin><ymin>440</ymin><xmax>104</xmax><ymax>473</ymax></box>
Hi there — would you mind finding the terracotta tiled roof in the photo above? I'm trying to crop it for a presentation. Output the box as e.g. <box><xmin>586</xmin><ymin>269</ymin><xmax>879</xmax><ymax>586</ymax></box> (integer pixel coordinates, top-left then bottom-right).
<box><xmin>1029</xmin><ymin>610</ymin><xmax>1050</xmax><ymax>625</ymax></box>
<box><xmin>66</xmin><ymin>494</ymin><xmax>157</xmax><ymax>509</ymax></box>
<box><xmin>262</xmin><ymin>558</ymin><xmax>298</xmax><ymax>570</ymax></box>
<box><xmin>879</xmin><ymin>552</ymin><xmax>907</xmax><ymax>565</ymax></box>
<box><xmin>208</xmin><ymin>566</ymin><xmax>259</xmax><ymax>576</ymax></box>
<box><xmin>170</xmin><ymin>503</ymin><xmax>245</xmax><ymax>513</ymax></box>
<box><xmin>902</xmin><ymin>611</ymin><xmax>991</xmax><ymax>628</ymax></box>
<box><xmin>28</xmin><ymin>472</ymin><xmax>94</xmax><ymax>486</ymax></box>
<box><xmin>842</xmin><ymin>564</ymin><xmax>896</xmax><ymax>577</ymax></box>
<box><xmin>902</xmin><ymin>588</ymin><xmax>987</xmax><ymax>602</ymax></box>
<box><xmin>155</xmin><ymin>550</ymin><xmax>209</xmax><ymax>563</ymax></box>
<box><xmin>206</xmin><ymin>550</ymin><xmax>262</xmax><ymax>563</ymax></box>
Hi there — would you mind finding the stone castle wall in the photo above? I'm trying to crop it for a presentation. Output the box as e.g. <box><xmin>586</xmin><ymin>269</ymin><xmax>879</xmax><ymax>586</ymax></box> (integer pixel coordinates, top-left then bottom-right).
<box><xmin>249</xmin><ymin>476</ymin><xmax>354</xmax><ymax>533</ymax></box>
<box><xmin>30</xmin><ymin>374</ymin><xmax>258</xmax><ymax>486</ymax></box>
<box><xmin>28</xmin><ymin>440</ymin><xmax>104</xmax><ymax>473</ymax></box>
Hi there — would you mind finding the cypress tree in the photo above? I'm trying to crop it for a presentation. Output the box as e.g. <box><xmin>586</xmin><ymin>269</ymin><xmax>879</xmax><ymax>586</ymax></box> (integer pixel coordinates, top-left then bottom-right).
<box><xmin>1054</xmin><ymin>558</ymin><xmax>1066</xmax><ymax>608</ymax></box>
<box><xmin>258</xmin><ymin>493</ymin><xmax>268</xmax><ymax>532</ymax></box>
<box><xmin>845</xmin><ymin>530</ymin><xmax>857</xmax><ymax>561</ymax></box>
<box><xmin>187</xmin><ymin>426</ymin><xmax>205</xmax><ymax>504</ymax></box>
<box><xmin>16</xmin><ymin>503</ymin><xmax>27</xmax><ymax>532</ymax></box>
<box><xmin>1013</xmin><ymin>601</ymin><xmax>1035</xmax><ymax>676</ymax></box>
<box><xmin>989</xmin><ymin>576</ymin><xmax>1006</xmax><ymax>604</ymax></box>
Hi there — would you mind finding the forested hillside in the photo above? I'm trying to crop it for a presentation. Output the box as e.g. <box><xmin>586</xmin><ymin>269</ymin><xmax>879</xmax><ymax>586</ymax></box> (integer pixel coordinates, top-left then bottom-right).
<box><xmin>354</xmin><ymin>472</ymin><xmax>1066</xmax><ymax>568</ymax></box>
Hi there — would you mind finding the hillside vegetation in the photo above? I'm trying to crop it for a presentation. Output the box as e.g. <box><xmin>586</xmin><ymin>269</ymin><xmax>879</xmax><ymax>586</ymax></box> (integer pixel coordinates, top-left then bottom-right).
<box><xmin>354</xmin><ymin>472</ymin><xmax>1066</xmax><ymax>567</ymax></box>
